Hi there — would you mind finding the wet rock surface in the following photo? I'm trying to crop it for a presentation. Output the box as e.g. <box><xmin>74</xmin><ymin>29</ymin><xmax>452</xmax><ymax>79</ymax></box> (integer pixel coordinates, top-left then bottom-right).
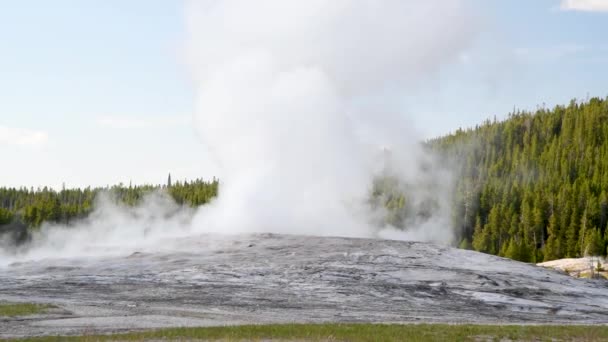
<box><xmin>2</xmin><ymin>233</ymin><xmax>608</xmax><ymax>337</ymax></box>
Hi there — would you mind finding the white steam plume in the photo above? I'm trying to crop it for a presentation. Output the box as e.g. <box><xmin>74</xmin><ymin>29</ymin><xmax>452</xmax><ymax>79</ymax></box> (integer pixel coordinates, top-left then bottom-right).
<box><xmin>188</xmin><ymin>0</ymin><xmax>474</xmax><ymax>238</ymax></box>
<box><xmin>0</xmin><ymin>192</ymin><xmax>195</xmax><ymax>266</ymax></box>
<box><xmin>1</xmin><ymin>0</ymin><xmax>476</xmax><ymax>264</ymax></box>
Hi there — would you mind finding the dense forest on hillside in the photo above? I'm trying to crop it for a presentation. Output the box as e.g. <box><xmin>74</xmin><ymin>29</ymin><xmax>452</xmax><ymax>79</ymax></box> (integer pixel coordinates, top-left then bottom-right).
<box><xmin>2</xmin><ymin>98</ymin><xmax>608</xmax><ymax>263</ymax></box>
<box><xmin>431</xmin><ymin>97</ymin><xmax>608</xmax><ymax>262</ymax></box>
<box><xmin>0</xmin><ymin>178</ymin><xmax>218</xmax><ymax>244</ymax></box>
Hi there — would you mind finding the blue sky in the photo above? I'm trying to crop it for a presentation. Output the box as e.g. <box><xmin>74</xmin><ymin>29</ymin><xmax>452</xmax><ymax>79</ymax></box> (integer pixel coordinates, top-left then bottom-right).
<box><xmin>1</xmin><ymin>0</ymin><xmax>607</xmax><ymax>188</ymax></box>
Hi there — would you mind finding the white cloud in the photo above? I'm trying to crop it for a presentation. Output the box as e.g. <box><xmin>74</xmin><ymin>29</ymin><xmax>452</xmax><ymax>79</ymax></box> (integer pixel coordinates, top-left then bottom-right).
<box><xmin>560</xmin><ymin>0</ymin><xmax>608</xmax><ymax>12</ymax></box>
<box><xmin>96</xmin><ymin>115</ymin><xmax>190</xmax><ymax>129</ymax></box>
<box><xmin>0</xmin><ymin>125</ymin><xmax>48</xmax><ymax>147</ymax></box>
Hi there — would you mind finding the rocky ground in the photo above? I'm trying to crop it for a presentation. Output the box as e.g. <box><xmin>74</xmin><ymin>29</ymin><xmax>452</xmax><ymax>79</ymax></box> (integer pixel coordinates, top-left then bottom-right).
<box><xmin>538</xmin><ymin>257</ymin><xmax>608</xmax><ymax>279</ymax></box>
<box><xmin>2</xmin><ymin>233</ymin><xmax>608</xmax><ymax>338</ymax></box>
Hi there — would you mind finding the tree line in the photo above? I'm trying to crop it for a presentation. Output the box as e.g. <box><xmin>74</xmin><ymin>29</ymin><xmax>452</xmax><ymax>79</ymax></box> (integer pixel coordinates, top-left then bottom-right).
<box><xmin>0</xmin><ymin>178</ymin><xmax>218</xmax><ymax>244</ymax></box>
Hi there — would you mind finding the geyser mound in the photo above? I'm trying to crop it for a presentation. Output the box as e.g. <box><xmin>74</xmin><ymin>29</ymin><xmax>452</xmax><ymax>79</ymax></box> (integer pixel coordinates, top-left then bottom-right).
<box><xmin>2</xmin><ymin>233</ymin><xmax>608</xmax><ymax>337</ymax></box>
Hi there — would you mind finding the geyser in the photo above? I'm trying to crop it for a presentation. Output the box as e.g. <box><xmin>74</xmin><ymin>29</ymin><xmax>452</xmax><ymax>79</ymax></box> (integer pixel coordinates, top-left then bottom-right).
<box><xmin>187</xmin><ymin>0</ymin><xmax>476</xmax><ymax>239</ymax></box>
<box><xmin>1</xmin><ymin>0</ymin><xmax>476</xmax><ymax>264</ymax></box>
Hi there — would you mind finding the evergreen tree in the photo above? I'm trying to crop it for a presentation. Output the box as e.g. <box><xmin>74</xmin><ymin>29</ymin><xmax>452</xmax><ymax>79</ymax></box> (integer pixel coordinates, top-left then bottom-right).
<box><xmin>430</xmin><ymin>97</ymin><xmax>608</xmax><ymax>261</ymax></box>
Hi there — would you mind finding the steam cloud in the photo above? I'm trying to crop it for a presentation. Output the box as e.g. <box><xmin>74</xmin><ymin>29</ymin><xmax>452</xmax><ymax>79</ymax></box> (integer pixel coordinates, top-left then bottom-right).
<box><xmin>1</xmin><ymin>0</ymin><xmax>476</xmax><ymax>265</ymax></box>
<box><xmin>187</xmin><ymin>0</ymin><xmax>474</xmax><ymax>237</ymax></box>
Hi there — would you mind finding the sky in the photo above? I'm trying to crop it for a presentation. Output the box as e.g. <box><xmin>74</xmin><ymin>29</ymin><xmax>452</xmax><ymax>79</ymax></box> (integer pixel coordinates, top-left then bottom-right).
<box><xmin>0</xmin><ymin>0</ymin><xmax>607</xmax><ymax>189</ymax></box>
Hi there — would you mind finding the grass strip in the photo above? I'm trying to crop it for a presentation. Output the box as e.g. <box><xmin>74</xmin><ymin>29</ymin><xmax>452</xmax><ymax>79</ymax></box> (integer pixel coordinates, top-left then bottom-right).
<box><xmin>0</xmin><ymin>303</ymin><xmax>54</xmax><ymax>317</ymax></box>
<box><xmin>8</xmin><ymin>323</ymin><xmax>608</xmax><ymax>342</ymax></box>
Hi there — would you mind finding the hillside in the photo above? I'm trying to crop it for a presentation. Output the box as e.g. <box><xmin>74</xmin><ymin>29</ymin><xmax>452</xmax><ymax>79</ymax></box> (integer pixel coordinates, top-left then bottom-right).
<box><xmin>433</xmin><ymin>97</ymin><xmax>608</xmax><ymax>262</ymax></box>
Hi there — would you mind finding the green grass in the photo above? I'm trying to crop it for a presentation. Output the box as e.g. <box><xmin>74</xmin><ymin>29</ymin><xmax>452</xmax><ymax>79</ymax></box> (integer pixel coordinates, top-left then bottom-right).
<box><xmin>8</xmin><ymin>323</ymin><xmax>608</xmax><ymax>342</ymax></box>
<box><xmin>0</xmin><ymin>302</ymin><xmax>54</xmax><ymax>317</ymax></box>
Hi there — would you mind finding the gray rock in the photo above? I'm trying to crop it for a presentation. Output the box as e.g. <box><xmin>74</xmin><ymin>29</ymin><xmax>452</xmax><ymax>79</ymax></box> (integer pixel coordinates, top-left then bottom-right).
<box><xmin>2</xmin><ymin>233</ymin><xmax>608</xmax><ymax>338</ymax></box>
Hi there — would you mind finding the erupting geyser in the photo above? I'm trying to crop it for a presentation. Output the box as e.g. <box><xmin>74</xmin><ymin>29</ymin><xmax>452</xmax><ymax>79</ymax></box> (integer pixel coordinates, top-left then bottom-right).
<box><xmin>2</xmin><ymin>0</ymin><xmax>475</xmax><ymax>264</ymax></box>
<box><xmin>187</xmin><ymin>0</ymin><xmax>475</xmax><ymax>240</ymax></box>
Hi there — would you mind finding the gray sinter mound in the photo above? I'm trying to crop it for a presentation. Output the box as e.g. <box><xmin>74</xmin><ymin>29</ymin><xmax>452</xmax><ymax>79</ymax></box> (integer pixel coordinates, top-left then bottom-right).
<box><xmin>1</xmin><ymin>233</ymin><xmax>608</xmax><ymax>337</ymax></box>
